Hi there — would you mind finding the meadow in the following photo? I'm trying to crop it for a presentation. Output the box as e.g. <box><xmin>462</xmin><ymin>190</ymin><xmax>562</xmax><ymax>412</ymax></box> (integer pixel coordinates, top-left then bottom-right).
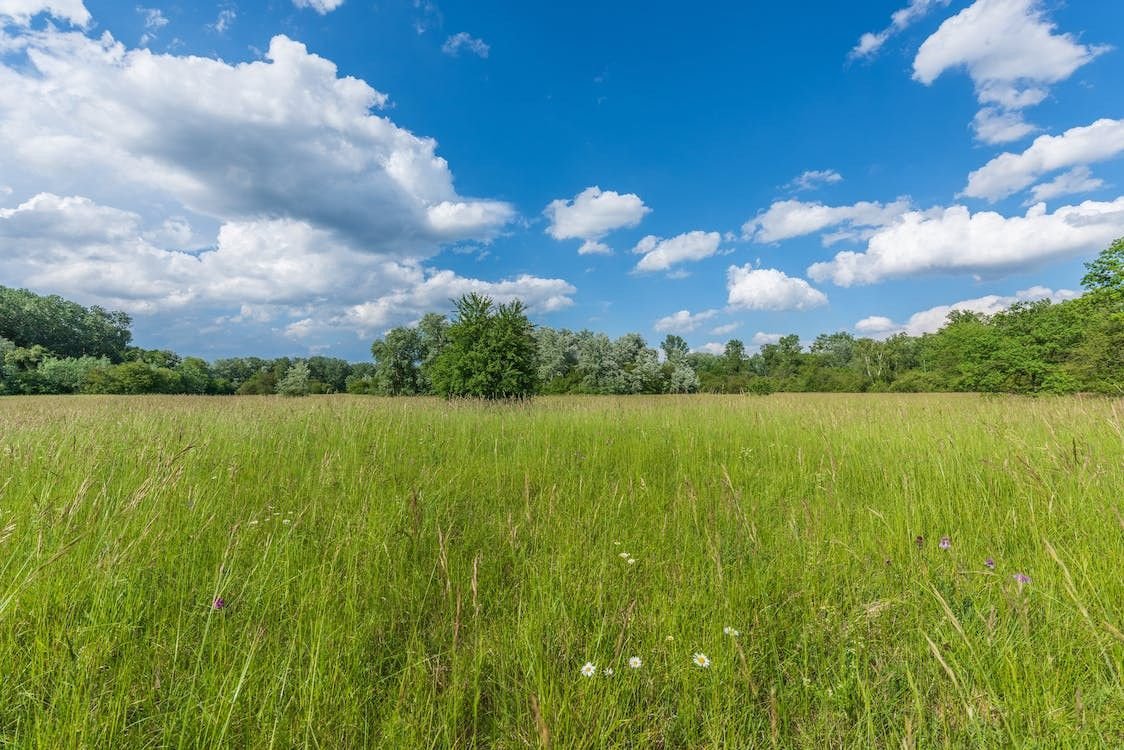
<box><xmin>0</xmin><ymin>393</ymin><xmax>1122</xmax><ymax>748</ymax></box>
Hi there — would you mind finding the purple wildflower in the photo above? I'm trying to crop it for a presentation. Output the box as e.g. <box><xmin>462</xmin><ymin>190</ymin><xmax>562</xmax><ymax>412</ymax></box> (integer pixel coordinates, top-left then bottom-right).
<box><xmin>939</xmin><ymin>536</ymin><xmax>951</xmax><ymax>550</ymax></box>
<box><xmin>212</xmin><ymin>597</ymin><xmax>227</xmax><ymax>610</ymax></box>
<box><xmin>1012</xmin><ymin>573</ymin><xmax>1031</xmax><ymax>586</ymax></box>
<box><xmin>984</xmin><ymin>557</ymin><xmax>996</xmax><ymax>570</ymax></box>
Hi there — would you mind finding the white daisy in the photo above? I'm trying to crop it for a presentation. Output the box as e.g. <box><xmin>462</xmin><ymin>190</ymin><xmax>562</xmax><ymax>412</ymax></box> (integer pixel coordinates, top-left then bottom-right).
<box><xmin>627</xmin><ymin>558</ymin><xmax>637</xmax><ymax>565</ymax></box>
<box><xmin>692</xmin><ymin>652</ymin><xmax>711</xmax><ymax>668</ymax></box>
<box><xmin>603</xmin><ymin>667</ymin><xmax>614</xmax><ymax>676</ymax></box>
<box><xmin>628</xmin><ymin>656</ymin><xmax>642</xmax><ymax>669</ymax></box>
<box><xmin>723</xmin><ymin>626</ymin><xmax>740</xmax><ymax>637</ymax></box>
<box><xmin>618</xmin><ymin>552</ymin><xmax>630</xmax><ymax>559</ymax></box>
<box><xmin>580</xmin><ymin>662</ymin><xmax>596</xmax><ymax>677</ymax></box>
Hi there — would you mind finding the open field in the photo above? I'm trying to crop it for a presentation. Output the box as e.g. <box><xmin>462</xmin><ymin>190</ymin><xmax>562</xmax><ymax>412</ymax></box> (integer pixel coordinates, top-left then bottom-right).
<box><xmin>1</xmin><ymin>394</ymin><xmax>1123</xmax><ymax>748</ymax></box>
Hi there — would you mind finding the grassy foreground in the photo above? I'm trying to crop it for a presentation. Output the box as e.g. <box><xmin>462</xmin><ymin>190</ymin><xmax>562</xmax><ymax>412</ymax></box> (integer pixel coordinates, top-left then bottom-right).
<box><xmin>0</xmin><ymin>394</ymin><xmax>1122</xmax><ymax>748</ymax></box>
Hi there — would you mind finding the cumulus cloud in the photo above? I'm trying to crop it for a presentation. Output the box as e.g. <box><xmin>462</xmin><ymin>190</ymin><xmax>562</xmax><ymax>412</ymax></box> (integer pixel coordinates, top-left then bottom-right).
<box><xmin>653</xmin><ymin>309</ymin><xmax>718</xmax><ymax>334</ymax></box>
<box><xmin>0</xmin><ymin>32</ymin><xmax>515</xmax><ymax>254</ymax></box>
<box><xmin>1027</xmin><ymin>167</ymin><xmax>1106</xmax><ymax>205</ymax></box>
<box><xmin>744</xmin><ymin>198</ymin><xmax>911</xmax><ymax>243</ymax></box>
<box><xmin>726</xmin><ymin>266</ymin><xmax>828</xmax><ymax>311</ymax></box>
<box><xmin>850</xmin><ymin>0</ymin><xmax>950</xmax><ymax>60</ymax></box>
<box><xmin>808</xmin><ymin>198</ymin><xmax>1124</xmax><ymax>286</ymax></box>
<box><xmin>694</xmin><ymin>342</ymin><xmax>725</xmax><ymax>355</ymax></box>
<box><xmin>633</xmin><ymin>231</ymin><xmax>721</xmax><ymax>273</ymax></box>
<box><xmin>292</xmin><ymin>0</ymin><xmax>345</xmax><ymax>14</ymax></box>
<box><xmin>342</xmin><ymin>271</ymin><xmax>575</xmax><ymax>334</ymax></box>
<box><xmin>855</xmin><ymin>286</ymin><xmax>1079</xmax><ymax>338</ymax></box>
<box><xmin>0</xmin><ymin>193</ymin><xmax>575</xmax><ymax>339</ymax></box>
<box><xmin>710</xmin><ymin>322</ymin><xmax>740</xmax><ymax>336</ymax></box>
<box><xmin>785</xmin><ymin>169</ymin><xmax>843</xmax><ymax>192</ymax></box>
<box><xmin>544</xmin><ymin>186</ymin><xmax>650</xmax><ymax>253</ymax></box>
<box><xmin>751</xmin><ymin>332</ymin><xmax>783</xmax><ymax>347</ymax></box>
<box><xmin>0</xmin><ymin>0</ymin><xmax>89</xmax><ymax>26</ymax></box>
<box><xmin>913</xmin><ymin>0</ymin><xmax>1109</xmax><ymax>144</ymax></box>
<box><xmin>963</xmin><ymin>118</ymin><xmax>1124</xmax><ymax>201</ymax></box>
<box><xmin>0</xmin><ymin>16</ymin><xmax>571</xmax><ymax>351</ymax></box>
<box><xmin>442</xmin><ymin>32</ymin><xmax>489</xmax><ymax>58</ymax></box>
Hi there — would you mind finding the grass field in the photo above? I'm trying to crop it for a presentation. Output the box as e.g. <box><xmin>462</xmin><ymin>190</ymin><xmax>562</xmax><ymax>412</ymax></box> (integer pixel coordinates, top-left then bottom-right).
<box><xmin>1</xmin><ymin>394</ymin><xmax>1122</xmax><ymax>748</ymax></box>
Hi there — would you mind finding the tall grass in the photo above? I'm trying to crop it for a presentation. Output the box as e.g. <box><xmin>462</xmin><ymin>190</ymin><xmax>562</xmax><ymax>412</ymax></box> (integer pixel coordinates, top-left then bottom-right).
<box><xmin>0</xmin><ymin>394</ymin><xmax>1122</xmax><ymax>747</ymax></box>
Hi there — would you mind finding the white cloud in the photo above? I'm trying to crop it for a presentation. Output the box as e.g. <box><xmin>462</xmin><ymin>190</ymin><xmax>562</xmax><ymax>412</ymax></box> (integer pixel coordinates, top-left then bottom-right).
<box><xmin>0</xmin><ymin>0</ymin><xmax>89</xmax><ymax>27</ymax></box>
<box><xmin>745</xmin><ymin>198</ymin><xmax>911</xmax><ymax>243</ymax></box>
<box><xmin>850</xmin><ymin>0</ymin><xmax>950</xmax><ymax>60</ymax></box>
<box><xmin>971</xmin><ymin>107</ymin><xmax>1036</xmax><ymax>145</ymax></box>
<box><xmin>0</xmin><ymin>18</ymin><xmax>562</xmax><ymax>350</ymax></box>
<box><xmin>963</xmin><ymin>118</ymin><xmax>1124</xmax><ymax>201</ymax></box>
<box><xmin>653</xmin><ymin>309</ymin><xmax>718</xmax><ymax>334</ymax></box>
<box><xmin>1027</xmin><ymin>166</ymin><xmax>1106</xmax><ymax>205</ymax></box>
<box><xmin>785</xmin><ymin>169</ymin><xmax>843</xmax><ymax>192</ymax></box>
<box><xmin>577</xmin><ymin>239</ymin><xmax>611</xmax><ymax>255</ymax></box>
<box><xmin>694</xmin><ymin>342</ymin><xmax>725</xmax><ymax>355</ymax></box>
<box><xmin>0</xmin><ymin>193</ymin><xmax>573</xmax><ymax>337</ymax></box>
<box><xmin>633</xmin><ymin>230</ymin><xmax>720</xmax><ymax>273</ymax></box>
<box><xmin>726</xmin><ymin>266</ymin><xmax>828</xmax><ymax>311</ymax></box>
<box><xmin>544</xmin><ymin>186</ymin><xmax>650</xmax><ymax>253</ymax></box>
<box><xmin>137</xmin><ymin>6</ymin><xmax>167</xmax><ymax>46</ymax></box>
<box><xmin>210</xmin><ymin>8</ymin><xmax>235</xmax><ymax>33</ymax></box>
<box><xmin>710</xmin><ymin>322</ymin><xmax>740</xmax><ymax>336</ymax></box>
<box><xmin>808</xmin><ymin>198</ymin><xmax>1124</xmax><ymax>286</ymax></box>
<box><xmin>138</xmin><ymin>7</ymin><xmax>167</xmax><ymax>29</ymax></box>
<box><xmin>751</xmin><ymin>332</ymin><xmax>783</xmax><ymax>347</ymax></box>
<box><xmin>855</xmin><ymin>286</ymin><xmax>1079</xmax><ymax>338</ymax></box>
<box><xmin>913</xmin><ymin>0</ymin><xmax>1109</xmax><ymax>144</ymax></box>
<box><xmin>293</xmin><ymin>0</ymin><xmax>345</xmax><ymax>14</ymax></box>
<box><xmin>0</xmin><ymin>31</ymin><xmax>514</xmax><ymax>256</ymax></box>
<box><xmin>342</xmin><ymin>271</ymin><xmax>575</xmax><ymax>333</ymax></box>
<box><xmin>442</xmin><ymin>32</ymin><xmax>489</xmax><ymax>58</ymax></box>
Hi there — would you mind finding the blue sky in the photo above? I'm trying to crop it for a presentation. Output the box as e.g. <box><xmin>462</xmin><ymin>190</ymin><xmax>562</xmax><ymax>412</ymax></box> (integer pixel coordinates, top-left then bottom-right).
<box><xmin>2</xmin><ymin>0</ymin><xmax>1123</xmax><ymax>360</ymax></box>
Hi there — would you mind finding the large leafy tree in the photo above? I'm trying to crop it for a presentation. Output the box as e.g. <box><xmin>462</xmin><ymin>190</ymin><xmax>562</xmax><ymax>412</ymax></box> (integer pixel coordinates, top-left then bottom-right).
<box><xmin>0</xmin><ymin>286</ymin><xmax>132</xmax><ymax>361</ymax></box>
<box><xmin>430</xmin><ymin>293</ymin><xmax>538</xmax><ymax>399</ymax></box>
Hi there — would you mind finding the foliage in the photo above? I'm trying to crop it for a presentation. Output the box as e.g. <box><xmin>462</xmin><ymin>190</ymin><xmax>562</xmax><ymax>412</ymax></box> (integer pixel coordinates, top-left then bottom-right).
<box><xmin>2</xmin><ymin>240</ymin><xmax>1123</xmax><ymax>398</ymax></box>
<box><xmin>429</xmin><ymin>294</ymin><xmax>538</xmax><ymax>399</ymax></box>
<box><xmin>277</xmin><ymin>361</ymin><xmax>311</xmax><ymax>397</ymax></box>
<box><xmin>0</xmin><ymin>285</ymin><xmax>131</xmax><ymax>360</ymax></box>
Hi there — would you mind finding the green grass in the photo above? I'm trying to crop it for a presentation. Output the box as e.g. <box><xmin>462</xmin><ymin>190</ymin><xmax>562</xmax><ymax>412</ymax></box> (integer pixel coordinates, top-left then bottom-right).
<box><xmin>1</xmin><ymin>394</ymin><xmax>1122</xmax><ymax>748</ymax></box>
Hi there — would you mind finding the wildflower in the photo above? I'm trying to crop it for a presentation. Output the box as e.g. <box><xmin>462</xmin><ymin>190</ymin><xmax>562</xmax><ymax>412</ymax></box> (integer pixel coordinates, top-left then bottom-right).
<box><xmin>603</xmin><ymin>667</ymin><xmax>614</xmax><ymax>676</ymax></box>
<box><xmin>665</xmin><ymin>635</ymin><xmax>675</xmax><ymax>642</ymax></box>
<box><xmin>915</xmin><ymin>535</ymin><xmax>925</xmax><ymax>549</ymax></box>
<box><xmin>939</xmin><ymin>536</ymin><xmax>951</xmax><ymax>550</ymax></box>
<box><xmin>581</xmin><ymin>662</ymin><xmax>596</xmax><ymax>677</ymax></box>
<box><xmin>985</xmin><ymin>557</ymin><xmax>996</xmax><ymax>570</ymax></box>
<box><xmin>628</xmin><ymin>656</ymin><xmax>642</xmax><ymax>669</ymax></box>
<box><xmin>693</xmin><ymin>652</ymin><xmax>711</xmax><ymax>668</ymax></box>
<box><xmin>723</xmin><ymin>626</ymin><xmax>740</xmax><ymax>637</ymax></box>
<box><xmin>627</xmin><ymin>558</ymin><xmax>637</xmax><ymax>565</ymax></box>
<box><xmin>212</xmin><ymin>597</ymin><xmax>226</xmax><ymax>610</ymax></box>
<box><xmin>619</xmin><ymin>552</ymin><xmax>630</xmax><ymax>559</ymax></box>
<box><xmin>249</xmin><ymin>519</ymin><xmax>258</xmax><ymax>525</ymax></box>
<box><xmin>1013</xmin><ymin>572</ymin><xmax>1031</xmax><ymax>586</ymax></box>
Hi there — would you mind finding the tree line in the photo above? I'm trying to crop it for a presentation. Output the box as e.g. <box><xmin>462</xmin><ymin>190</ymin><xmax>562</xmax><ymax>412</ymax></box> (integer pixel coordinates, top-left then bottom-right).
<box><xmin>2</xmin><ymin>240</ymin><xmax>1122</xmax><ymax>398</ymax></box>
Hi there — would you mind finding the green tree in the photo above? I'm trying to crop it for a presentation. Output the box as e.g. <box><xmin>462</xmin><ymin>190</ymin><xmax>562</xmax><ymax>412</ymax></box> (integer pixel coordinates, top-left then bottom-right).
<box><xmin>430</xmin><ymin>294</ymin><xmax>538</xmax><ymax>399</ymax></box>
<box><xmin>277</xmin><ymin>361</ymin><xmax>311</xmax><ymax>397</ymax></box>
<box><xmin>660</xmin><ymin>334</ymin><xmax>690</xmax><ymax>364</ymax></box>
<box><xmin>1081</xmin><ymin>237</ymin><xmax>1124</xmax><ymax>304</ymax></box>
